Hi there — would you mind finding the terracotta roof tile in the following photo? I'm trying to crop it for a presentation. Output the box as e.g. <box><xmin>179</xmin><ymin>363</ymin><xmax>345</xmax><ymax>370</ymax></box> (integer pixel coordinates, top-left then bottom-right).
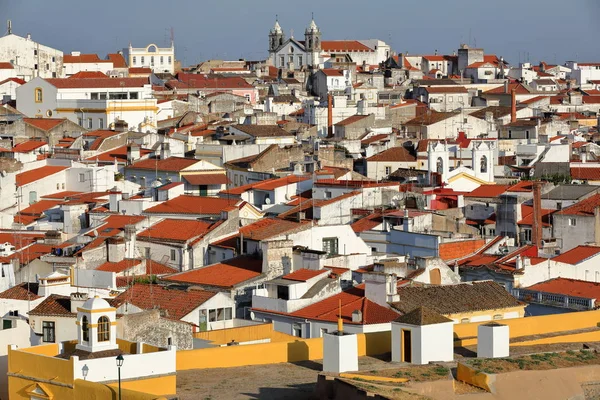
<box><xmin>16</xmin><ymin>166</ymin><xmax>67</xmax><ymax>186</ymax></box>
<box><xmin>182</xmin><ymin>173</ymin><xmax>230</xmax><ymax>186</ymax></box>
<box><xmin>29</xmin><ymin>294</ymin><xmax>75</xmax><ymax>317</ymax></box>
<box><xmin>0</xmin><ymin>62</ymin><xmax>14</xmax><ymax>69</ymax></box>
<box><xmin>11</xmin><ymin>140</ymin><xmax>47</xmax><ymax>153</ymax></box>
<box><xmin>394</xmin><ymin>306</ymin><xmax>453</xmax><ymax>325</ymax></box>
<box><xmin>97</xmin><ymin>258</ymin><xmax>142</xmax><ymax>273</ymax></box>
<box><xmin>46</xmin><ymin>77</ymin><xmax>149</xmax><ymax>89</ymax></box>
<box><xmin>335</xmin><ymin>114</ymin><xmax>370</xmax><ymax>127</ymax></box>
<box><xmin>439</xmin><ymin>239</ymin><xmax>487</xmax><ymax>261</ymax></box>
<box><xmin>252</xmin><ymin>175</ymin><xmax>310</xmax><ymax>191</ymax></box>
<box><xmin>85</xmin><ymin>145</ymin><xmax>152</xmax><ymax>162</ymax></box>
<box><xmin>113</xmin><ymin>284</ymin><xmax>217</xmax><ymax>320</ymax></box>
<box><xmin>552</xmin><ymin>245</ymin><xmax>600</xmax><ymax>265</ymax></box>
<box><xmin>163</xmin><ymin>255</ymin><xmax>263</xmax><ymax>288</ymax></box>
<box><xmin>404</xmin><ymin>112</ymin><xmax>459</xmax><ymax>126</ymax></box>
<box><xmin>571</xmin><ymin>167</ymin><xmax>600</xmax><ymax>181</ymax></box>
<box><xmin>465</xmin><ymin>184</ymin><xmax>511</xmax><ymax>198</ymax></box>
<box><xmin>138</xmin><ymin>219</ymin><xmax>215</xmax><ymax>242</ymax></box>
<box><xmin>22</xmin><ymin>118</ymin><xmax>66</xmax><ymax>131</ymax></box>
<box><xmin>281</xmin><ymin>269</ymin><xmax>327</xmax><ymax>282</ymax></box>
<box><xmin>127</xmin><ymin>156</ymin><xmax>200</xmax><ymax>172</ymax></box>
<box><xmin>525</xmin><ymin>278</ymin><xmax>600</xmax><ymax>302</ymax></box>
<box><xmin>107</xmin><ymin>53</ymin><xmax>128</xmax><ymax>68</ymax></box>
<box><xmin>144</xmin><ymin>195</ymin><xmax>239</xmax><ymax>215</ymax></box>
<box><xmin>231</xmin><ymin>124</ymin><xmax>294</xmax><ymax>138</ymax></box>
<box><xmin>240</xmin><ymin>218</ymin><xmax>309</xmax><ymax>241</ymax></box>
<box><xmin>0</xmin><ymin>282</ymin><xmax>40</xmax><ymax>300</ymax></box>
<box><xmin>68</xmin><ymin>71</ymin><xmax>109</xmax><ymax>79</ymax></box>
<box><xmin>320</xmin><ymin>41</ymin><xmax>374</xmax><ymax>53</ymax></box>
<box><xmin>556</xmin><ymin>193</ymin><xmax>600</xmax><ymax>216</ymax></box>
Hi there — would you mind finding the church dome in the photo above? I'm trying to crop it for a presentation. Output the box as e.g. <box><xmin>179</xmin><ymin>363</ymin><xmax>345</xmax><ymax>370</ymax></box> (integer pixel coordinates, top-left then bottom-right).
<box><xmin>81</xmin><ymin>296</ymin><xmax>112</xmax><ymax>311</ymax></box>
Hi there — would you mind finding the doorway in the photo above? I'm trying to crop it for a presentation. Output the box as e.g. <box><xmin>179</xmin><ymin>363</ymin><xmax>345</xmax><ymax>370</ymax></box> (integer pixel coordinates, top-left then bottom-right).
<box><xmin>402</xmin><ymin>329</ymin><xmax>412</xmax><ymax>363</ymax></box>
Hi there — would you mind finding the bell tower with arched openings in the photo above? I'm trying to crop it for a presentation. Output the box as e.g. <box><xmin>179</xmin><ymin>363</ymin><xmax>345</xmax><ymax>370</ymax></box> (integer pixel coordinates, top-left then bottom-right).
<box><xmin>471</xmin><ymin>140</ymin><xmax>496</xmax><ymax>183</ymax></box>
<box><xmin>305</xmin><ymin>15</ymin><xmax>322</xmax><ymax>68</ymax></box>
<box><xmin>427</xmin><ymin>141</ymin><xmax>450</xmax><ymax>183</ymax></box>
<box><xmin>76</xmin><ymin>295</ymin><xmax>118</xmax><ymax>353</ymax></box>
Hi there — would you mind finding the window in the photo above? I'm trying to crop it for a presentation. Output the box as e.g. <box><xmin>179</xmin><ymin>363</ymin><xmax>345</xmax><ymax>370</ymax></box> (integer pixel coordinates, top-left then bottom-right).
<box><xmin>79</xmin><ymin>173</ymin><xmax>85</xmax><ymax>182</ymax></box>
<box><xmin>320</xmin><ymin>328</ymin><xmax>328</xmax><ymax>337</ymax></box>
<box><xmin>35</xmin><ymin>88</ymin><xmax>43</xmax><ymax>103</ymax></box>
<box><xmin>78</xmin><ymin>118</ymin><xmax>83</xmax><ymax>126</ymax></box>
<box><xmin>150</xmin><ymin>56</ymin><xmax>154</xmax><ymax>66</ymax></box>
<box><xmin>557</xmin><ymin>202</ymin><xmax>562</xmax><ymax>210</ymax></box>
<box><xmin>322</xmin><ymin>237</ymin><xmax>339</xmax><ymax>256</ymax></box>
<box><xmin>141</xmin><ymin>56</ymin><xmax>145</xmax><ymax>64</ymax></box>
<box><xmin>87</xmin><ymin>118</ymin><xmax>93</xmax><ymax>129</ymax></box>
<box><xmin>160</xmin><ymin>56</ymin><xmax>164</xmax><ymax>64</ymax></box>
<box><xmin>280</xmin><ymin>56</ymin><xmax>285</xmax><ymax>68</ymax></box>
<box><xmin>480</xmin><ymin>155</ymin><xmax>488</xmax><ymax>173</ymax></box>
<box><xmin>45</xmin><ymin>63</ymin><xmax>49</xmax><ymax>71</ymax></box>
<box><xmin>42</xmin><ymin>321</ymin><xmax>55</xmax><ymax>342</ymax></box>
<box><xmin>52</xmin><ymin>56</ymin><xmax>55</xmax><ymax>62</ymax></box>
<box><xmin>508</xmin><ymin>130</ymin><xmax>512</xmax><ymax>139</ymax></box>
<box><xmin>34</xmin><ymin>49</ymin><xmax>38</xmax><ymax>56</ymax></box>
<box><xmin>91</xmin><ymin>93</ymin><xmax>99</xmax><ymax>100</ymax></box>
<box><xmin>133</xmin><ymin>56</ymin><xmax>136</xmax><ymax>65</ymax></box>
<box><xmin>298</xmin><ymin>55</ymin><xmax>303</xmax><ymax>65</ymax></box>
<box><xmin>224</xmin><ymin>307</ymin><xmax>232</xmax><ymax>320</ymax></box>
<box><xmin>170</xmin><ymin>249</ymin><xmax>176</xmax><ymax>261</ymax></box>
<box><xmin>292</xmin><ymin>323</ymin><xmax>302</xmax><ymax>337</ymax></box>
<box><xmin>82</xmin><ymin>316</ymin><xmax>89</xmax><ymax>342</ymax></box>
<box><xmin>277</xmin><ymin>285</ymin><xmax>289</xmax><ymax>300</ymax></box>
<box><xmin>448</xmin><ymin>96</ymin><xmax>453</xmax><ymax>102</ymax></box>
<box><xmin>167</xmin><ymin>337</ymin><xmax>172</xmax><ymax>346</ymax></box>
<box><xmin>209</xmin><ymin>309</ymin><xmax>217</xmax><ymax>322</ymax></box>
<box><xmin>98</xmin><ymin>119</ymin><xmax>104</xmax><ymax>129</ymax></box>
<box><xmin>34</xmin><ymin>64</ymin><xmax>38</xmax><ymax>70</ymax></box>
<box><xmin>526</xmin><ymin>130</ymin><xmax>530</xmax><ymax>140</ymax></box>
<box><xmin>385</xmin><ymin>166</ymin><xmax>392</xmax><ymax>175</ymax></box>
<box><xmin>145</xmin><ymin>247</ymin><xmax>151</xmax><ymax>258</ymax></box>
<box><xmin>523</xmin><ymin>229</ymin><xmax>532</xmax><ymax>243</ymax></box>
<box><xmin>324</xmin><ymin>191</ymin><xmax>332</xmax><ymax>199</ymax></box>
<box><xmin>56</xmin><ymin>183</ymin><xmax>59</xmax><ymax>190</ymax></box>
<box><xmin>28</xmin><ymin>191</ymin><xmax>37</xmax><ymax>205</ymax></box>
<box><xmin>168</xmin><ymin>56</ymin><xmax>172</xmax><ymax>64</ymax></box>
<box><xmin>97</xmin><ymin>316</ymin><xmax>110</xmax><ymax>341</ymax></box>
<box><xmin>569</xmin><ymin>218</ymin><xmax>577</xmax><ymax>226</ymax></box>
<box><xmin>129</xmin><ymin>92</ymin><xmax>139</xmax><ymax>99</ymax></box>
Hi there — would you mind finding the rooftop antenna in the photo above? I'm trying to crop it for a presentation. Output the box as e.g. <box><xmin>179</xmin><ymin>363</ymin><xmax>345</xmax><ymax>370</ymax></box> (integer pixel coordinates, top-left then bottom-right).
<box><xmin>7</xmin><ymin>20</ymin><xmax>12</xmax><ymax>35</ymax></box>
<box><xmin>337</xmin><ymin>299</ymin><xmax>343</xmax><ymax>333</ymax></box>
<box><xmin>170</xmin><ymin>27</ymin><xmax>175</xmax><ymax>47</ymax></box>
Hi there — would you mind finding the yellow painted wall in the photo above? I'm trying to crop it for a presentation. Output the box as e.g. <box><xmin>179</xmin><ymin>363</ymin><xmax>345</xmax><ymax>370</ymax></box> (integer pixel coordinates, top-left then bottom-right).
<box><xmin>142</xmin><ymin>343</ymin><xmax>162</xmax><ymax>353</ymax></box>
<box><xmin>512</xmin><ymin>330</ymin><xmax>600</xmax><ymax>347</ymax></box>
<box><xmin>177</xmin><ymin>331</ymin><xmax>392</xmax><ymax>371</ymax></box>
<box><xmin>107</xmin><ymin>375</ymin><xmax>176</xmax><ymax>397</ymax></box>
<box><xmin>194</xmin><ymin>323</ymin><xmax>295</xmax><ymax>345</ymax></box>
<box><xmin>117</xmin><ymin>338</ymin><xmax>138</xmax><ymax>354</ymax></box>
<box><xmin>76</xmin><ymin>379</ymin><xmax>168</xmax><ymax>400</ymax></box>
<box><xmin>18</xmin><ymin>343</ymin><xmax>59</xmax><ymax>356</ymax></box>
<box><xmin>8</xmin><ymin>376</ymin><xmax>73</xmax><ymax>400</ymax></box>
<box><xmin>453</xmin><ymin>309</ymin><xmax>600</xmax><ymax>346</ymax></box>
<box><xmin>456</xmin><ymin>362</ymin><xmax>492</xmax><ymax>392</ymax></box>
<box><xmin>9</xmin><ymin>348</ymin><xmax>74</xmax><ymax>387</ymax></box>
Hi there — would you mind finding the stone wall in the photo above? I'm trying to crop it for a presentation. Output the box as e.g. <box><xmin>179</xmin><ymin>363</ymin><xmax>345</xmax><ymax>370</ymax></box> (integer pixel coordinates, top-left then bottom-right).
<box><xmin>118</xmin><ymin>309</ymin><xmax>194</xmax><ymax>350</ymax></box>
<box><xmin>251</xmin><ymin>145</ymin><xmax>304</xmax><ymax>172</ymax></box>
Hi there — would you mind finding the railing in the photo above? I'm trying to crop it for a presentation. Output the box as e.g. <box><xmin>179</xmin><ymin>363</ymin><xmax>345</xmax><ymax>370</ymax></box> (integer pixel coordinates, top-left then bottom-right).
<box><xmin>512</xmin><ymin>288</ymin><xmax>595</xmax><ymax>310</ymax></box>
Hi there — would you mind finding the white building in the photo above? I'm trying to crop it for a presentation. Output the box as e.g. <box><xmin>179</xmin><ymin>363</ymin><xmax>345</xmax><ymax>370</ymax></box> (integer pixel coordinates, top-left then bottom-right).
<box><xmin>125</xmin><ymin>43</ymin><xmax>175</xmax><ymax>74</ymax></box>
<box><xmin>62</xmin><ymin>52</ymin><xmax>114</xmax><ymax>77</ymax></box>
<box><xmin>566</xmin><ymin>61</ymin><xmax>600</xmax><ymax>88</ymax></box>
<box><xmin>16</xmin><ymin>76</ymin><xmax>157</xmax><ymax>132</ymax></box>
<box><xmin>0</xmin><ymin>26</ymin><xmax>64</xmax><ymax>81</ymax></box>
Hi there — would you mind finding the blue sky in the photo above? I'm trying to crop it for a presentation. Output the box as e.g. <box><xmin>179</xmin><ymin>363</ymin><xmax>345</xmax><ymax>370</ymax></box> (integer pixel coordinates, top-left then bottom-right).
<box><xmin>2</xmin><ymin>0</ymin><xmax>599</xmax><ymax>66</ymax></box>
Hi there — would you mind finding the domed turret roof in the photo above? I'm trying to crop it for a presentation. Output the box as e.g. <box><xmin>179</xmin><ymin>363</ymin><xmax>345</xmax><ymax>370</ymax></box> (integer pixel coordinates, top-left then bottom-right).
<box><xmin>271</xmin><ymin>20</ymin><xmax>283</xmax><ymax>34</ymax></box>
<box><xmin>81</xmin><ymin>296</ymin><xmax>112</xmax><ymax>311</ymax></box>
<box><xmin>306</xmin><ymin>19</ymin><xmax>319</xmax><ymax>34</ymax></box>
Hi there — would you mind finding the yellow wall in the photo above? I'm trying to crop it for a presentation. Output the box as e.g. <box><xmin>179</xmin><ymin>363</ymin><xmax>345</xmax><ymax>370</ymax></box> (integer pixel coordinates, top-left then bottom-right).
<box><xmin>8</xmin><ymin>376</ymin><xmax>73</xmax><ymax>400</ymax></box>
<box><xmin>512</xmin><ymin>330</ymin><xmax>600</xmax><ymax>347</ymax></box>
<box><xmin>453</xmin><ymin>309</ymin><xmax>600</xmax><ymax>346</ymax></box>
<box><xmin>107</xmin><ymin>375</ymin><xmax>176</xmax><ymax>397</ymax></box>
<box><xmin>194</xmin><ymin>323</ymin><xmax>295</xmax><ymax>345</ymax></box>
<box><xmin>76</xmin><ymin>379</ymin><xmax>168</xmax><ymax>400</ymax></box>
<box><xmin>142</xmin><ymin>343</ymin><xmax>162</xmax><ymax>353</ymax></box>
<box><xmin>456</xmin><ymin>362</ymin><xmax>492</xmax><ymax>392</ymax></box>
<box><xmin>177</xmin><ymin>331</ymin><xmax>392</xmax><ymax>371</ymax></box>
<box><xmin>9</xmin><ymin>347</ymin><xmax>74</xmax><ymax>387</ymax></box>
<box><xmin>18</xmin><ymin>343</ymin><xmax>60</xmax><ymax>356</ymax></box>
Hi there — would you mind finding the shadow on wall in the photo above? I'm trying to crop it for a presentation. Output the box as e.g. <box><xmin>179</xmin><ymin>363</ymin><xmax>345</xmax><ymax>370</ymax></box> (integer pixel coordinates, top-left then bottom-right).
<box><xmin>287</xmin><ymin>340</ymin><xmax>310</xmax><ymax>363</ymax></box>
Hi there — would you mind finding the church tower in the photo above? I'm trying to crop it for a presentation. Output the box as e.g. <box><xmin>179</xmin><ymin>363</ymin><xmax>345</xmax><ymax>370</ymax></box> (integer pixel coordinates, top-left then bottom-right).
<box><xmin>471</xmin><ymin>140</ymin><xmax>496</xmax><ymax>183</ymax></box>
<box><xmin>428</xmin><ymin>141</ymin><xmax>450</xmax><ymax>183</ymax></box>
<box><xmin>305</xmin><ymin>17</ymin><xmax>321</xmax><ymax>68</ymax></box>
<box><xmin>269</xmin><ymin>18</ymin><xmax>285</xmax><ymax>55</ymax></box>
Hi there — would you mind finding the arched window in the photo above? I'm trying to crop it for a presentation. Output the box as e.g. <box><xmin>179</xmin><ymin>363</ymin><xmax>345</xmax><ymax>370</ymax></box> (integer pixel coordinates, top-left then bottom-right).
<box><xmin>480</xmin><ymin>155</ymin><xmax>488</xmax><ymax>173</ymax></box>
<box><xmin>35</xmin><ymin>88</ymin><xmax>43</xmax><ymax>103</ymax></box>
<box><xmin>82</xmin><ymin>316</ymin><xmax>89</xmax><ymax>342</ymax></box>
<box><xmin>436</xmin><ymin>157</ymin><xmax>444</xmax><ymax>175</ymax></box>
<box><xmin>97</xmin><ymin>316</ymin><xmax>110</xmax><ymax>342</ymax></box>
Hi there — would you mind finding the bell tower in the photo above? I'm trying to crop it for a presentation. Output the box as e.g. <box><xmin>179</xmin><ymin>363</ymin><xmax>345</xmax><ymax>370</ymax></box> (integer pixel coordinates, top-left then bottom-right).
<box><xmin>269</xmin><ymin>17</ymin><xmax>285</xmax><ymax>54</ymax></box>
<box><xmin>305</xmin><ymin>15</ymin><xmax>321</xmax><ymax>68</ymax></box>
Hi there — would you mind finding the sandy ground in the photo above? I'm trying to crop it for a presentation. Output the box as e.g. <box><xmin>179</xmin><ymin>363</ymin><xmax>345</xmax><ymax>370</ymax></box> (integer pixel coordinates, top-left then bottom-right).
<box><xmin>176</xmin><ymin>356</ymin><xmax>392</xmax><ymax>400</ymax></box>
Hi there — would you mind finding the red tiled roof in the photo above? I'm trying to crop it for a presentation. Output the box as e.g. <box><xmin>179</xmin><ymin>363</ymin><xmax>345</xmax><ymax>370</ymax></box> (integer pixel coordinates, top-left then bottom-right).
<box><xmin>11</xmin><ymin>140</ymin><xmax>47</xmax><ymax>153</ymax></box>
<box><xmin>85</xmin><ymin>145</ymin><xmax>152</xmax><ymax>162</ymax></box>
<box><xmin>29</xmin><ymin>294</ymin><xmax>74</xmax><ymax>317</ymax></box>
<box><xmin>0</xmin><ymin>62</ymin><xmax>14</xmax><ymax>69</ymax></box>
<box><xmin>320</xmin><ymin>41</ymin><xmax>373</xmax><ymax>53</ymax></box>
<box><xmin>97</xmin><ymin>258</ymin><xmax>142</xmax><ymax>273</ymax></box>
<box><xmin>88</xmin><ymin>214</ymin><xmax>145</xmax><ymax>237</ymax></box>
<box><xmin>282</xmin><ymin>269</ymin><xmax>327</xmax><ymax>282</ymax></box>
<box><xmin>146</xmin><ymin>260</ymin><xmax>178</xmax><ymax>275</ymax></box>
<box><xmin>63</xmin><ymin>54</ymin><xmax>111</xmax><ymax>64</ymax></box>
<box><xmin>288</xmin><ymin>285</ymin><xmax>400</xmax><ymax>325</ymax></box>
<box><xmin>335</xmin><ymin>114</ymin><xmax>370</xmax><ymax>126</ymax></box>
<box><xmin>68</xmin><ymin>71</ymin><xmax>109</xmax><ymax>79</ymax></box>
<box><xmin>107</xmin><ymin>53</ymin><xmax>128</xmax><ymax>68</ymax></box>
<box><xmin>113</xmin><ymin>284</ymin><xmax>217</xmax><ymax>320</ymax></box>
<box><xmin>439</xmin><ymin>239</ymin><xmax>487</xmax><ymax>261</ymax></box>
<box><xmin>144</xmin><ymin>195</ymin><xmax>239</xmax><ymax>215</ymax></box>
<box><xmin>128</xmin><ymin>157</ymin><xmax>200</xmax><ymax>172</ymax></box>
<box><xmin>182</xmin><ymin>173</ymin><xmax>230</xmax><ymax>186</ymax></box>
<box><xmin>485</xmin><ymin>83</ymin><xmax>531</xmax><ymax>95</ymax></box>
<box><xmin>157</xmin><ymin>182</ymin><xmax>183</xmax><ymax>191</ymax></box>
<box><xmin>253</xmin><ymin>175</ymin><xmax>310</xmax><ymax>191</ymax></box>
<box><xmin>46</xmin><ymin>77</ymin><xmax>149</xmax><ymax>89</ymax></box>
<box><xmin>556</xmin><ymin>193</ymin><xmax>600</xmax><ymax>216</ymax></box>
<box><xmin>240</xmin><ymin>218</ymin><xmax>308</xmax><ymax>241</ymax></box>
<box><xmin>517</xmin><ymin>205</ymin><xmax>554</xmax><ymax>227</ymax></box>
<box><xmin>138</xmin><ymin>219</ymin><xmax>215</xmax><ymax>242</ymax></box>
<box><xmin>163</xmin><ymin>256</ymin><xmax>263</xmax><ymax>288</ymax></box>
<box><xmin>361</xmin><ymin>134</ymin><xmax>389</xmax><ymax>145</ymax></box>
<box><xmin>404</xmin><ymin>112</ymin><xmax>459</xmax><ymax>126</ymax></box>
<box><xmin>552</xmin><ymin>245</ymin><xmax>600</xmax><ymax>265</ymax></box>
<box><xmin>525</xmin><ymin>278</ymin><xmax>600</xmax><ymax>302</ymax></box>
<box><xmin>506</xmin><ymin>180</ymin><xmax>534</xmax><ymax>193</ymax></box>
<box><xmin>16</xmin><ymin>199</ymin><xmax>61</xmax><ymax>216</ymax></box>
<box><xmin>465</xmin><ymin>184</ymin><xmax>510</xmax><ymax>198</ymax></box>
<box><xmin>425</xmin><ymin>86</ymin><xmax>468</xmax><ymax>94</ymax></box>
<box><xmin>0</xmin><ymin>77</ymin><xmax>25</xmax><ymax>85</ymax></box>
<box><xmin>0</xmin><ymin>282</ymin><xmax>40</xmax><ymax>300</ymax></box>
<box><xmin>175</xmin><ymin>73</ymin><xmax>253</xmax><ymax>89</ymax></box>
<box><xmin>128</xmin><ymin>67</ymin><xmax>152</xmax><ymax>74</ymax></box>
<box><xmin>16</xmin><ymin>166</ymin><xmax>67</xmax><ymax>186</ymax></box>
<box><xmin>22</xmin><ymin>118</ymin><xmax>66</xmax><ymax>131</ymax></box>
<box><xmin>321</xmin><ymin>69</ymin><xmax>345</xmax><ymax>77</ymax></box>
<box><xmin>571</xmin><ymin>167</ymin><xmax>600</xmax><ymax>181</ymax></box>
<box><xmin>366</xmin><ymin>146</ymin><xmax>416</xmax><ymax>162</ymax></box>
<box><xmin>351</xmin><ymin>213</ymin><xmax>383</xmax><ymax>233</ymax></box>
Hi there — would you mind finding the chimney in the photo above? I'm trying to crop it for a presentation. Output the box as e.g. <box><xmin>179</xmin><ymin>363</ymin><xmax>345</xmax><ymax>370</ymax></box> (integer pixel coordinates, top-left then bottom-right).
<box><xmin>595</xmin><ymin>207</ymin><xmax>600</xmax><ymax>246</ymax></box>
<box><xmin>582</xmin><ymin>150</ymin><xmax>588</xmax><ymax>163</ymax></box>
<box><xmin>504</xmin><ymin>81</ymin><xmax>508</xmax><ymax>94</ymax></box>
<box><xmin>515</xmin><ymin>255</ymin><xmax>523</xmax><ymax>270</ymax></box>
<box><xmin>362</xmin><ymin>60</ymin><xmax>367</xmax><ymax>72</ymax></box>
<box><xmin>109</xmin><ymin>190</ymin><xmax>122</xmax><ymax>212</ymax></box>
<box><xmin>127</xmin><ymin>144</ymin><xmax>140</xmax><ymax>164</ymax></box>
<box><xmin>124</xmin><ymin>224</ymin><xmax>137</xmax><ymax>259</ymax></box>
<box><xmin>532</xmin><ymin>181</ymin><xmax>543</xmax><ymax>253</ymax></box>
<box><xmin>403</xmin><ymin>209</ymin><xmax>413</xmax><ymax>232</ymax></box>
<box><xmin>327</xmin><ymin>94</ymin><xmax>333</xmax><ymax>137</ymax></box>
<box><xmin>160</xmin><ymin>142</ymin><xmax>171</xmax><ymax>159</ymax></box>
<box><xmin>107</xmin><ymin>237</ymin><xmax>126</xmax><ymax>263</ymax></box>
<box><xmin>351</xmin><ymin>310</ymin><xmax>363</xmax><ymax>323</ymax></box>
<box><xmin>70</xmin><ymin>292</ymin><xmax>89</xmax><ymax>313</ymax></box>
<box><xmin>511</xmin><ymin>88</ymin><xmax>517</xmax><ymax>123</ymax></box>
<box><xmin>364</xmin><ymin>272</ymin><xmax>398</xmax><ymax>307</ymax></box>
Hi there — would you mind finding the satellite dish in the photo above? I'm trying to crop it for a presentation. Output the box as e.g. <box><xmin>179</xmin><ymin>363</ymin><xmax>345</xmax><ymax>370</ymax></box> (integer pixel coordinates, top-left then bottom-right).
<box><xmin>264</xmin><ymin>197</ymin><xmax>272</xmax><ymax>205</ymax></box>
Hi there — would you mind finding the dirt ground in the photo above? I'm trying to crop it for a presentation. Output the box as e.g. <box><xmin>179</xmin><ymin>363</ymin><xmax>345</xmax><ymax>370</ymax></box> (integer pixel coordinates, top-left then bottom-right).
<box><xmin>176</xmin><ymin>356</ymin><xmax>392</xmax><ymax>400</ymax></box>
